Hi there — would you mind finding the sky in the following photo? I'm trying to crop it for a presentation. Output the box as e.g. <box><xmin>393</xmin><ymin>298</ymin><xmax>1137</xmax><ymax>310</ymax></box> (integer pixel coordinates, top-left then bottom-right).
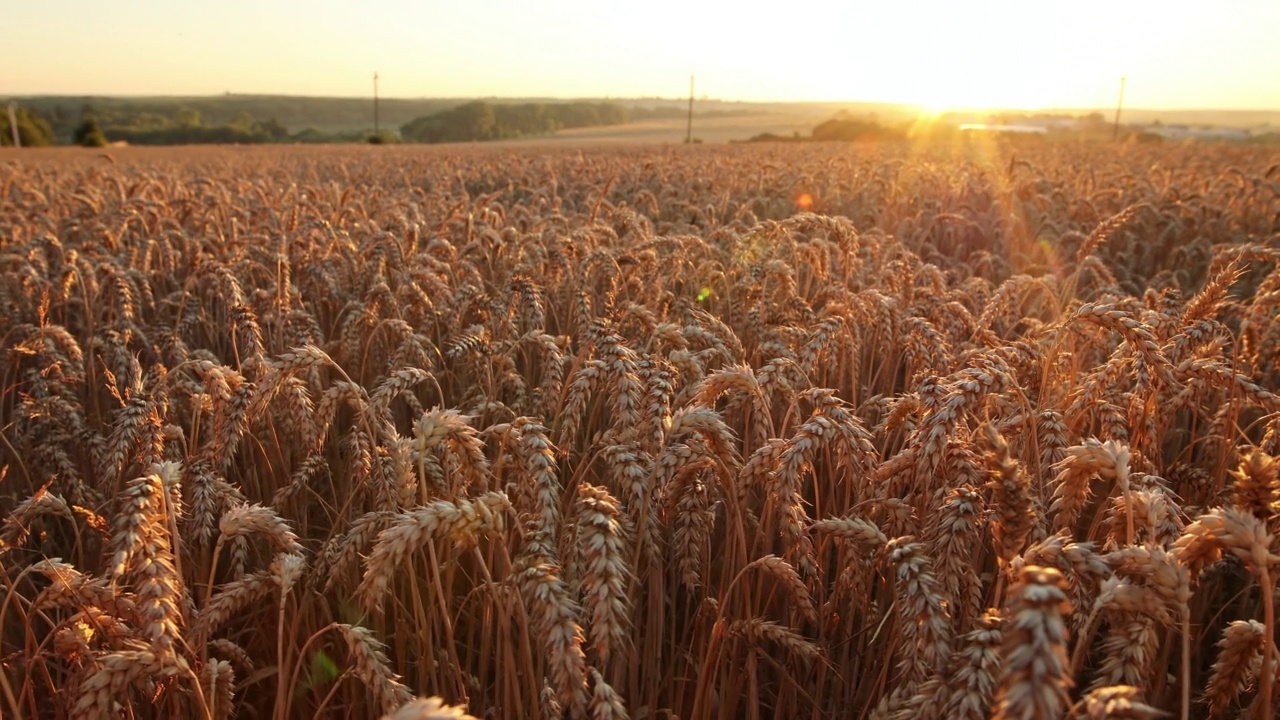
<box><xmin>3</xmin><ymin>0</ymin><xmax>1279</xmax><ymax>110</ymax></box>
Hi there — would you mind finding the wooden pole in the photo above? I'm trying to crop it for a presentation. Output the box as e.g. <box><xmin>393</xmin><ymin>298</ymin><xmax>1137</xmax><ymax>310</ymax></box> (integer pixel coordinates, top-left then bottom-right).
<box><xmin>373</xmin><ymin>72</ymin><xmax>380</xmax><ymax>135</ymax></box>
<box><xmin>7</xmin><ymin>103</ymin><xmax>20</xmax><ymax>148</ymax></box>
<box><xmin>685</xmin><ymin>75</ymin><xmax>694</xmax><ymax>144</ymax></box>
<box><xmin>1112</xmin><ymin>75</ymin><xmax>1126</xmax><ymax>142</ymax></box>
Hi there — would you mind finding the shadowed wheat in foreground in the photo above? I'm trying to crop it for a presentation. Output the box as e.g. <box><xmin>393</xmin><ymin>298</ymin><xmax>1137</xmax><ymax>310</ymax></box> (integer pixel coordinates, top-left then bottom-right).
<box><xmin>1</xmin><ymin>141</ymin><xmax>1280</xmax><ymax>719</ymax></box>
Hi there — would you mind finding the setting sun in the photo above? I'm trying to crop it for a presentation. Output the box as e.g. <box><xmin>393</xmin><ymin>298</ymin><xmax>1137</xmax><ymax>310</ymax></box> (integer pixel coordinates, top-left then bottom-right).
<box><xmin>756</xmin><ymin>1</ymin><xmax>1247</xmax><ymax>111</ymax></box>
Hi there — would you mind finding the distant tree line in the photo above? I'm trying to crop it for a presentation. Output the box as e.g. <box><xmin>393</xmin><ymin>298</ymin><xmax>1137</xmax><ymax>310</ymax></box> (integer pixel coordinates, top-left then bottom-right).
<box><xmin>9</xmin><ymin>98</ymin><xmax>639</xmax><ymax>147</ymax></box>
<box><xmin>400</xmin><ymin>101</ymin><xmax>628</xmax><ymax>143</ymax></box>
<box><xmin>21</xmin><ymin>95</ymin><xmax>459</xmax><ymax>136</ymax></box>
<box><xmin>1</xmin><ymin>102</ymin><xmax>304</xmax><ymax>146</ymax></box>
<box><xmin>811</xmin><ymin>117</ymin><xmax>906</xmax><ymax>142</ymax></box>
<box><xmin>742</xmin><ymin>115</ymin><xmax>908</xmax><ymax>144</ymax></box>
<box><xmin>105</xmin><ymin>114</ymin><xmax>290</xmax><ymax>145</ymax></box>
<box><xmin>85</xmin><ymin>107</ymin><xmax>290</xmax><ymax>145</ymax></box>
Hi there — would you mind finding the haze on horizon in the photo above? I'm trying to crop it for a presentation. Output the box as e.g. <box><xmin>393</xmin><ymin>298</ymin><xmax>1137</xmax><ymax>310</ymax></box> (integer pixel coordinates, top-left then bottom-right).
<box><xmin>4</xmin><ymin>0</ymin><xmax>1278</xmax><ymax>111</ymax></box>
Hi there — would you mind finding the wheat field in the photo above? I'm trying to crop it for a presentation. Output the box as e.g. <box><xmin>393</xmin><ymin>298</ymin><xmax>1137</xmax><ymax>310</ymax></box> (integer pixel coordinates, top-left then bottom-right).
<box><xmin>2</xmin><ymin>140</ymin><xmax>1280</xmax><ymax>719</ymax></box>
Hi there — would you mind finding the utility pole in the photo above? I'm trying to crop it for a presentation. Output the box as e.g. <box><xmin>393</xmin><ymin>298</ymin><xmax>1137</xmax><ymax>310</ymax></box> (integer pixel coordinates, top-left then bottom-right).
<box><xmin>1112</xmin><ymin>75</ymin><xmax>1126</xmax><ymax>142</ymax></box>
<box><xmin>7</xmin><ymin>102</ymin><xmax>20</xmax><ymax>148</ymax></box>
<box><xmin>373</xmin><ymin>72</ymin><xmax>380</xmax><ymax>136</ymax></box>
<box><xmin>685</xmin><ymin>74</ymin><xmax>694</xmax><ymax>144</ymax></box>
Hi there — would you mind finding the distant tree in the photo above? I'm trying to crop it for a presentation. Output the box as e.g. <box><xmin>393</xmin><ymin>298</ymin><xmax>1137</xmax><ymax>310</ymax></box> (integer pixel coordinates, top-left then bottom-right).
<box><xmin>453</xmin><ymin>101</ymin><xmax>497</xmax><ymax>140</ymax></box>
<box><xmin>812</xmin><ymin>117</ymin><xmax>901</xmax><ymax>142</ymax></box>
<box><xmin>291</xmin><ymin>127</ymin><xmax>329</xmax><ymax>143</ymax></box>
<box><xmin>175</xmin><ymin>108</ymin><xmax>203</xmax><ymax>128</ymax></box>
<box><xmin>556</xmin><ymin>102</ymin><xmax>602</xmax><ymax>129</ymax></box>
<box><xmin>73</xmin><ymin>118</ymin><xmax>109</xmax><ymax>147</ymax></box>
<box><xmin>228</xmin><ymin>111</ymin><xmax>255</xmax><ymax>133</ymax></box>
<box><xmin>595</xmin><ymin>103</ymin><xmax>628</xmax><ymax>126</ymax></box>
<box><xmin>401</xmin><ymin>101</ymin><xmax>496</xmax><ymax>143</ymax></box>
<box><xmin>253</xmin><ymin>117</ymin><xmax>289</xmax><ymax>141</ymax></box>
<box><xmin>399</xmin><ymin>115</ymin><xmax>437</xmax><ymax>143</ymax></box>
<box><xmin>1</xmin><ymin>106</ymin><xmax>55</xmax><ymax>147</ymax></box>
<box><xmin>497</xmin><ymin>103</ymin><xmax>557</xmax><ymax>137</ymax></box>
<box><xmin>401</xmin><ymin>100</ymin><xmax>628</xmax><ymax>144</ymax></box>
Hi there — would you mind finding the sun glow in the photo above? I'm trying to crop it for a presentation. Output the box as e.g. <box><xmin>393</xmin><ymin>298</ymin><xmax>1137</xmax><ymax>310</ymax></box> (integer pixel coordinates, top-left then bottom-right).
<box><xmin>3</xmin><ymin>0</ymin><xmax>1278</xmax><ymax>110</ymax></box>
<box><xmin>666</xmin><ymin>1</ymin><xmax>1258</xmax><ymax>111</ymax></box>
<box><xmin>909</xmin><ymin>83</ymin><xmax>1058</xmax><ymax>116</ymax></box>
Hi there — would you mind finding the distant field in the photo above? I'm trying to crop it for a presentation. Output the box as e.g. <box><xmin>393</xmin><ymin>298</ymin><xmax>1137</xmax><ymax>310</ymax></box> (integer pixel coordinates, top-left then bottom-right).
<box><xmin>496</xmin><ymin>112</ymin><xmax>829</xmax><ymax>145</ymax></box>
<box><xmin>3</xmin><ymin>140</ymin><xmax>1280</xmax><ymax>720</ymax></box>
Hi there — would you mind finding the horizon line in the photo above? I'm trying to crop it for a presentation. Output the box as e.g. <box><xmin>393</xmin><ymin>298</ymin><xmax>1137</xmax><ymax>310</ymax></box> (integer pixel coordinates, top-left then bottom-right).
<box><xmin>4</xmin><ymin>92</ymin><xmax>1280</xmax><ymax>115</ymax></box>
